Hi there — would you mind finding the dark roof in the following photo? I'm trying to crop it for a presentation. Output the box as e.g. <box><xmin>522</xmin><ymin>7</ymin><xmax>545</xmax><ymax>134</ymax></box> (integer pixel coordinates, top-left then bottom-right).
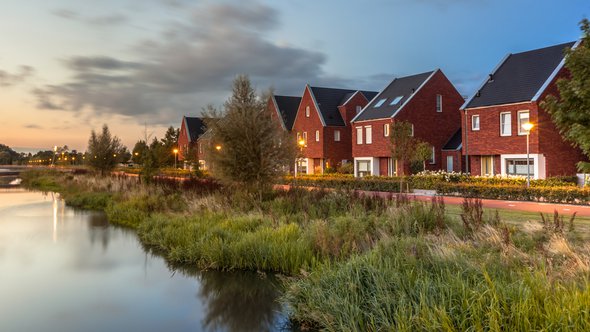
<box><xmin>184</xmin><ymin>117</ymin><xmax>206</xmax><ymax>142</ymax></box>
<box><xmin>442</xmin><ymin>128</ymin><xmax>462</xmax><ymax>150</ymax></box>
<box><xmin>465</xmin><ymin>41</ymin><xmax>575</xmax><ymax>109</ymax></box>
<box><xmin>309</xmin><ymin>87</ymin><xmax>378</xmax><ymax>126</ymax></box>
<box><xmin>353</xmin><ymin>70</ymin><xmax>435</xmax><ymax>122</ymax></box>
<box><xmin>273</xmin><ymin>95</ymin><xmax>301</xmax><ymax>130</ymax></box>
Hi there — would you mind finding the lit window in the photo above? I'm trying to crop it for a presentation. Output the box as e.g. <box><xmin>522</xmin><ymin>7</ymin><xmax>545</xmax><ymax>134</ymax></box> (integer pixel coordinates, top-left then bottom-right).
<box><xmin>357</xmin><ymin>160</ymin><xmax>371</xmax><ymax>177</ymax></box>
<box><xmin>334</xmin><ymin>130</ymin><xmax>341</xmax><ymax>142</ymax></box>
<box><xmin>374</xmin><ymin>98</ymin><xmax>387</xmax><ymax>108</ymax></box>
<box><xmin>506</xmin><ymin>158</ymin><xmax>534</xmax><ymax>176</ymax></box>
<box><xmin>315</xmin><ymin>130</ymin><xmax>320</xmax><ymax>142</ymax></box>
<box><xmin>500</xmin><ymin>112</ymin><xmax>511</xmax><ymax>136</ymax></box>
<box><xmin>436</xmin><ymin>94</ymin><xmax>442</xmax><ymax>112</ymax></box>
<box><xmin>472</xmin><ymin>115</ymin><xmax>480</xmax><ymax>131</ymax></box>
<box><xmin>305</xmin><ymin>106</ymin><xmax>310</xmax><ymax>117</ymax></box>
<box><xmin>518</xmin><ymin>111</ymin><xmax>530</xmax><ymax>135</ymax></box>
<box><xmin>365</xmin><ymin>126</ymin><xmax>372</xmax><ymax>144</ymax></box>
<box><xmin>390</xmin><ymin>96</ymin><xmax>403</xmax><ymax>105</ymax></box>
<box><xmin>384</xmin><ymin>123</ymin><xmax>390</xmax><ymax>137</ymax></box>
<box><xmin>303</xmin><ymin>132</ymin><xmax>307</xmax><ymax>143</ymax></box>
<box><xmin>356</xmin><ymin>127</ymin><xmax>363</xmax><ymax>144</ymax></box>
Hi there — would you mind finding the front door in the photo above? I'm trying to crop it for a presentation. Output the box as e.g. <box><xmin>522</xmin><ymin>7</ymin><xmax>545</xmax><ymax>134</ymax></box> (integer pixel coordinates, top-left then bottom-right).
<box><xmin>446</xmin><ymin>156</ymin><xmax>453</xmax><ymax>172</ymax></box>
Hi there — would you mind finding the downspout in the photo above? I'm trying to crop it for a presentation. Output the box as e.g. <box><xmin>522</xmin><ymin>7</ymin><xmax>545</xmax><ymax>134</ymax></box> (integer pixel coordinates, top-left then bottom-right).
<box><xmin>464</xmin><ymin>109</ymin><xmax>469</xmax><ymax>174</ymax></box>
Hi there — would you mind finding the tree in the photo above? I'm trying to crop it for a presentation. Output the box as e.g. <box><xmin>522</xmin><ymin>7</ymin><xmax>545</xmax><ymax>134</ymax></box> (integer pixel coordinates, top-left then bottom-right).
<box><xmin>414</xmin><ymin>141</ymin><xmax>433</xmax><ymax>172</ymax></box>
<box><xmin>542</xmin><ymin>19</ymin><xmax>590</xmax><ymax>172</ymax></box>
<box><xmin>205</xmin><ymin>75</ymin><xmax>296</xmax><ymax>199</ymax></box>
<box><xmin>131</xmin><ymin>140</ymin><xmax>148</xmax><ymax>165</ymax></box>
<box><xmin>390</xmin><ymin>121</ymin><xmax>433</xmax><ymax>191</ymax></box>
<box><xmin>86</xmin><ymin>124</ymin><xmax>126</xmax><ymax>175</ymax></box>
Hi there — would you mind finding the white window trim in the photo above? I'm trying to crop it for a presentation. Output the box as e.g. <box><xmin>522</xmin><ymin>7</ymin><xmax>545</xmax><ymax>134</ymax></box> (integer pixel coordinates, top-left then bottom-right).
<box><xmin>303</xmin><ymin>132</ymin><xmax>307</xmax><ymax>144</ymax></box>
<box><xmin>500</xmin><ymin>154</ymin><xmax>546</xmax><ymax>179</ymax></box>
<box><xmin>410</xmin><ymin>124</ymin><xmax>414</xmax><ymax>137</ymax></box>
<box><xmin>481</xmin><ymin>156</ymin><xmax>495</xmax><ymax>176</ymax></box>
<box><xmin>500</xmin><ymin>112</ymin><xmax>512</xmax><ymax>136</ymax></box>
<box><xmin>315</xmin><ymin>130</ymin><xmax>320</xmax><ymax>142</ymax></box>
<box><xmin>305</xmin><ymin>106</ymin><xmax>310</xmax><ymax>117</ymax></box>
<box><xmin>383</xmin><ymin>123</ymin><xmax>390</xmax><ymax>137</ymax></box>
<box><xmin>472</xmin><ymin>115</ymin><xmax>480</xmax><ymax>131</ymax></box>
<box><xmin>446</xmin><ymin>155</ymin><xmax>453</xmax><ymax>172</ymax></box>
<box><xmin>353</xmin><ymin>157</ymin><xmax>379</xmax><ymax>177</ymax></box>
<box><xmin>356</xmin><ymin>105</ymin><xmax>362</xmax><ymax>114</ymax></box>
<box><xmin>436</xmin><ymin>94</ymin><xmax>442</xmax><ymax>112</ymax></box>
<box><xmin>430</xmin><ymin>146</ymin><xmax>436</xmax><ymax>164</ymax></box>
<box><xmin>334</xmin><ymin>130</ymin><xmax>340</xmax><ymax>142</ymax></box>
<box><xmin>517</xmin><ymin>110</ymin><xmax>530</xmax><ymax>136</ymax></box>
<box><xmin>356</xmin><ymin>126</ymin><xmax>363</xmax><ymax>145</ymax></box>
<box><xmin>365</xmin><ymin>125</ymin><xmax>372</xmax><ymax>144</ymax></box>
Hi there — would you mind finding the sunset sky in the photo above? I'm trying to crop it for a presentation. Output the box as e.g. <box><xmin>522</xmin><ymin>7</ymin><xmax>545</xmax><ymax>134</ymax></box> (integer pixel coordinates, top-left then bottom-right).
<box><xmin>1</xmin><ymin>0</ymin><xmax>588</xmax><ymax>152</ymax></box>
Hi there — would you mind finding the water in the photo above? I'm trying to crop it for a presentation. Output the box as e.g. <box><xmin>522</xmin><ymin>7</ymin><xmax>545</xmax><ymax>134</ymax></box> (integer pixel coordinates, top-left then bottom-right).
<box><xmin>0</xmin><ymin>189</ymin><xmax>290</xmax><ymax>332</ymax></box>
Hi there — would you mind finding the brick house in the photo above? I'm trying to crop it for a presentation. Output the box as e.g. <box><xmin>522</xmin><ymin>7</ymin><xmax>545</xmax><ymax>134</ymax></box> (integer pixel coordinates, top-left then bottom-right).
<box><xmin>292</xmin><ymin>85</ymin><xmax>377</xmax><ymax>174</ymax></box>
<box><xmin>350</xmin><ymin>69</ymin><xmax>464</xmax><ymax>177</ymax></box>
<box><xmin>177</xmin><ymin>116</ymin><xmax>206</xmax><ymax>162</ymax></box>
<box><xmin>441</xmin><ymin>129</ymin><xmax>463</xmax><ymax>172</ymax></box>
<box><xmin>461</xmin><ymin>41</ymin><xmax>584</xmax><ymax>179</ymax></box>
<box><xmin>268</xmin><ymin>94</ymin><xmax>301</xmax><ymax>132</ymax></box>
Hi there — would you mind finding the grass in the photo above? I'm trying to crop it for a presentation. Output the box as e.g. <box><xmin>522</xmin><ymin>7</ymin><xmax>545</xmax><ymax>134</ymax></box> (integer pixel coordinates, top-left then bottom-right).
<box><xmin>20</xmin><ymin>170</ymin><xmax>590</xmax><ymax>331</ymax></box>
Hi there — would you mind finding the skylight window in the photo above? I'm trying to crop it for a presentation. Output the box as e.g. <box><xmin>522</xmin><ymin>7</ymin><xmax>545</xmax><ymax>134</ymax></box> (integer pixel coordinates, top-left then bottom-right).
<box><xmin>374</xmin><ymin>98</ymin><xmax>387</xmax><ymax>108</ymax></box>
<box><xmin>390</xmin><ymin>96</ymin><xmax>403</xmax><ymax>105</ymax></box>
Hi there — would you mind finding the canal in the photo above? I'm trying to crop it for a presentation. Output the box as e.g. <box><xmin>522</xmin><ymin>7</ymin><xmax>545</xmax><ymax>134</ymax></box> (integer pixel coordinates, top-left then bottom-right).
<box><xmin>0</xmin><ymin>188</ymin><xmax>291</xmax><ymax>332</ymax></box>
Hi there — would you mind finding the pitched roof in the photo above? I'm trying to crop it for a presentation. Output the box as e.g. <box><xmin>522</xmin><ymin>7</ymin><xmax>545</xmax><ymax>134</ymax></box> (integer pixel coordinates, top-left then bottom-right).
<box><xmin>184</xmin><ymin>117</ymin><xmax>206</xmax><ymax>142</ymax></box>
<box><xmin>353</xmin><ymin>70</ymin><xmax>436</xmax><ymax>122</ymax></box>
<box><xmin>442</xmin><ymin>128</ymin><xmax>462</xmax><ymax>151</ymax></box>
<box><xmin>309</xmin><ymin>87</ymin><xmax>378</xmax><ymax>126</ymax></box>
<box><xmin>273</xmin><ymin>95</ymin><xmax>301</xmax><ymax>130</ymax></box>
<box><xmin>464</xmin><ymin>41</ymin><xmax>576</xmax><ymax>109</ymax></box>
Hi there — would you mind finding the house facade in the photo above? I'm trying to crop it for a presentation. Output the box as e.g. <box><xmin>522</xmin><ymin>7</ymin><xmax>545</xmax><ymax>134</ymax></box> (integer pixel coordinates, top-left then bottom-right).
<box><xmin>461</xmin><ymin>41</ymin><xmax>584</xmax><ymax>179</ymax></box>
<box><xmin>350</xmin><ymin>69</ymin><xmax>464</xmax><ymax>177</ymax></box>
<box><xmin>292</xmin><ymin>85</ymin><xmax>377</xmax><ymax>174</ymax></box>
<box><xmin>177</xmin><ymin>116</ymin><xmax>206</xmax><ymax>162</ymax></box>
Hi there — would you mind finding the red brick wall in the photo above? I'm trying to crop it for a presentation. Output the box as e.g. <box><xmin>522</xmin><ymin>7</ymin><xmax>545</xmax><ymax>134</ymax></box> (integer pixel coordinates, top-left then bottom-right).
<box><xmin>177</xmin><ymin>118</ymin><xmax>192</xmax><ymax>161</ymax></box>
<box><xmin>537</xmin><ymin>70</ymin><xmax>586</xmax><ymax>176</ymax></box>
<box><xmin>267</xmin><ymin>97</ymin><xmax>288</xmax><ymax>132</ymax></box>
<box><xmin>441</xmin><ymin>150</ymin><xmax>463</xmax><ymax>172</ymax></box>
<box><xmin>351</xmin><ymin>70</ymin><xmax>463</xmax><ymax>175</ymax></box>
<box><xmin>292</xmin><ymin>87</ymin><xmax>325</xmax><ymax>159</ymax></box>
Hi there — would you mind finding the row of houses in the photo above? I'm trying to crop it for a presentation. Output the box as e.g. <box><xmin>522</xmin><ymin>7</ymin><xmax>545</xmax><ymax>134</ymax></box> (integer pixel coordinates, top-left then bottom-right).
<box><xmin>178</xmin><ymin>40</ymin><xmax>585</xmax><ymax>179</ymax></box>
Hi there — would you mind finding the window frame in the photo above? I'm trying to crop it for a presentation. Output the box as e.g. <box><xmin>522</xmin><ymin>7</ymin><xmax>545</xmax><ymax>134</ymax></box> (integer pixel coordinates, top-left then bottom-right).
<box><xmin>374</xmin><ymin>98</ymin><xmax>387</xmax><ymax>108</ymax></box>
<box><xmin>356</xmin><ymin>105</ymin><xmax>362</xmax><ymax>114</ymax></box>
<box><xmin>315</xmin><ymin>130</ymin><xmax>320</xmax><ymax>142</ymax></box>
<box><xmin>383</xmin><ymin>123</ymin><xmax>390</xmax><ymax>137</ymax></box>
<box><xmin>436</xmin><ymin>94</ymin><xmax>442</xmax><ymax>112</ymax></box>
<box><xmin>365</xmin><ymin>125</ymin><xmax>372</xmax><ymax>144</ymax></box>
<box><xmin>430</xmin><ymin>146</ymin><xmax>436</xmax><ymax>164</ymax></box>
<box><xmin>302</xmin><ymin>132</ymin><xmax>307</xmax><ymax>144</ymax></box>
<box><xmin>356</xmin><ymin>126</ymin><xmax>363</xmax><ymax>145</ymax></box>
<box><xmin>334</xmin><ymin>130</ymin><xmax>341</xmax><ymax>142</ymax></box>
<box><xmin>471</xmin><ymin>115</ymin><xmax>480</xmax><ymax>131</ymax></box>
<box><xmin>305</xmin><ymin>106</ymin><xmax>310</xmax><ymax>117</ymax></box>
<box><xmin>517</xmin><ymin>110</ymin><xmax>530</xmax><ymax>136</ymax></box>
<box><xmin>500</xmin><ymin>112</ymin><xmax>512</xmax><ymax>136</ymax></box>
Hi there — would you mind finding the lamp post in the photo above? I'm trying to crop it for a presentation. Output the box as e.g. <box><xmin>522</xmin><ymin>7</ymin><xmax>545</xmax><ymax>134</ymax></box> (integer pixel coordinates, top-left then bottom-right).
<box><xmin>522</xmin><ymin>122</ymin><xmax>534</xmax><ymax>188</ymax></box>
<box><xmin>173</xmin><ymin>148</ymin><xmax>179</xmax><ymax>169</ymax></box>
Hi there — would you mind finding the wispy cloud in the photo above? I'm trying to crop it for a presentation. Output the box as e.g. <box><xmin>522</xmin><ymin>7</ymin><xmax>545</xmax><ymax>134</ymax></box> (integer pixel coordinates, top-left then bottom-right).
<box><xmin>52</xmin><ymin>8</ymin><xmax>128</xmax><ymax>26</ymax></box>
<box><xmin>0</xmin><ymin>66</ymin><xmax>35</xmax><ymax>87</ymax></box>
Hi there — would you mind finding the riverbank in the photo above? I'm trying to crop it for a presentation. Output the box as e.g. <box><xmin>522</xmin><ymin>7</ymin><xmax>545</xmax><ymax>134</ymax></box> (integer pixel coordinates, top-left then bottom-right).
<box><xmin>20</xmin><ymin>170</ymin><xmax>590</xmax><ymax>331</ymax></box>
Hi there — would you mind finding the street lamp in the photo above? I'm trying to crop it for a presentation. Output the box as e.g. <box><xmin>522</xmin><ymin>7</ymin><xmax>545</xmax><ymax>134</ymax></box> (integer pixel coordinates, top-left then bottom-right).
<box><xmin>173</xmin><ymin>148</ymin><xmax>179</xmax><ymax>169</ymax></box>
<box><xmin>215</xmin><ymin>145</ymin><xmax>221</xmax><ymax>151</ymax></box>
<box><xmin>522</xmin><ymin>122</ymin><xmax>534</xmax><ymax>188</ymax></box>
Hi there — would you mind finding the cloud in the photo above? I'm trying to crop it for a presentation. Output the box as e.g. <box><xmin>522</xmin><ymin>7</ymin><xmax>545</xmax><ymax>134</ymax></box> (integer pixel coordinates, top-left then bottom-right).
<box><xmin>36</xmin><ymin>2</ymin><xmax>371</xmax><ymax>124</ymax></box>
<box><xmin>52</xmin><ymin>8</ymin><xmax>128</xmax><ymax>26</ymax></box>
<box><xmin>0</xmin><ymin>66</ymin><xmax>35</xmax><ymax>87</ymax></box>
<box><xmin>23</xmin><ymin>124</ymin><xmax>42</xmax><ymax>129</ymax></box>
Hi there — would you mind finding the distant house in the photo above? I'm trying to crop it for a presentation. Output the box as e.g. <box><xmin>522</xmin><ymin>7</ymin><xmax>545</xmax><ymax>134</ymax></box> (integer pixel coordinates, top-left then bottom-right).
<box><xmin>267</xmin><ymin>94</ymin><xmax>301</xmax><ymax>132</ymax></box>
<box><xmin>461</xmin><ymin>41</ymin><xmax>584</xmax><ymax>178</ymax></box>
<box><xmin>292</xmin><ymin>85</ymin><xmax>378</xmax><ymax>174</ymax></box>
<box><xmin>350</xmin><ymin>69</ymin><xmax>464</xmax><ymax>177</ymax></box>
<box><xmin>177</xmin><ymin>116</ymin><xmax>206</xmax><ymax>162</ymax></box>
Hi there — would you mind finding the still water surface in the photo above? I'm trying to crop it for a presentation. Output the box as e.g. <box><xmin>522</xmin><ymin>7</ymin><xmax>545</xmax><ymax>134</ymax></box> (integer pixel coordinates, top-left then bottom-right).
<box><xmin>0</xmin><ymin>189</ymin><xmax>289</xmax><ymax>332</ymax></box>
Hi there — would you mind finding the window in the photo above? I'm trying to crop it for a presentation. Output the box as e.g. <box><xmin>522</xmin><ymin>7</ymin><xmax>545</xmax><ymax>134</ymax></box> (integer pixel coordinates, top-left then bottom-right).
<box><xmin>472</xmin><ymin>115</ymin><xmax>480</xmax><ymax>131</ymax></box>
<box><xmin>356</xmin><ymin>105</ymin><xmax>362</xmax><ymax>114</ymax></box>
<box><xmin>199</xmin><ymin>143</ymin><xmax>202</xmax><ymax>154</ymax></box>
<box><xmin>506</xmin><ymin>158</ymin><xmax>534</xmax><ymax>176</ymax></box>
<box><xmin>357</xmin><ymin>160</ymin><xmax>371</xmax><ymax>177</ymax></box>
<box><xmin>356</xmin><ymin>127</ymin><xmax>363</xmax><ymax>144</ymax></box>
<box><xmin>365</xmin><ymin>126</ymin><xmax>372</xmax><ymax>144</ymax></box>
<box><xmin>305</xmin><ymin>106</ymin><xmax>310</xmax><ymax>117</ymax></box>
<box><xmin>430</xmin><ymin>146</ymin><xmax>435</xmax><ymax>164</ymax></box>
<box><xmin>374</xmin><ymin>98</ymin><xmax>387</xmax><ymax>108</ymax></box>
<box><xmin>302</xmin><ymin>132</ymin><xmax>307</xmax><ymax>143</ymax></box>
<box><xmin>518</xmin><ymin>111</ymin><xmax>530</xmax><ymax>135</ymax></box>
<box><xmin>500</xmin><ymin>112</ymin><xmax>512</xmax><ymax>136</ymax></box>
<box><xmin>410</xmin><ymin>124</ymin><xmax>414</xmax><ymax>136</ymax></box>
<box><xmin>334</xmin><ymin>130</ymin><xmax>341</xmax><ymax>142</ymax></box>
<box><xmin>390</xmin><ymin>96</ymin><xmax>403</xmax><ymax>105</ymax></box>
<box><xmin>383</xmin><ymin>123</ymin><xmax>390</xmax><ymax>137</ymax></box>
<box><xmin>446</xmin><ymin>155</ymin><xmax>454</xmax><ymax>172</ymax></box>
<box><xmin>315</xmin><ymin>130</ymin><xmax>320</xmax><ymax>142</ymax></box>
<box><xmin>436</xmin><ymin>94</ymin><xmax>442</xmax><ymax>112</ymax></box>
<box><xmin>481</xmin><ymin>156</ymin><xmax>494</xmax><ymax>176</ymax></box>
<box><xmin>296</xmin><ymin>158</ymin><xmax>308</xmax><ymax>174</ymax></box>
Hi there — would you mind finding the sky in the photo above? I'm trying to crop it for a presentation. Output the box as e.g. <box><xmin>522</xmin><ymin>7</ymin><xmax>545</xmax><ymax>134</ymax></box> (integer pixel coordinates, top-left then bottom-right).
<box><xmin>0</xmin><ymin>0</ymin><xmax>588</xmax><ymax>152</ymax></box>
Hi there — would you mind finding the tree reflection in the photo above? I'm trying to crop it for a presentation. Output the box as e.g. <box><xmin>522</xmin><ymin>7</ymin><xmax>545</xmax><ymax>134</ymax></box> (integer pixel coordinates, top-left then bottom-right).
<box><xmin>174</xmin><ymin>265</ymin><xmax>286</xmax><ymax>332</ymax></box>
<box><xmin>86</xmin><ymin>213</ymin><xmax>110</xmax><ymax>251</ymax></box>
